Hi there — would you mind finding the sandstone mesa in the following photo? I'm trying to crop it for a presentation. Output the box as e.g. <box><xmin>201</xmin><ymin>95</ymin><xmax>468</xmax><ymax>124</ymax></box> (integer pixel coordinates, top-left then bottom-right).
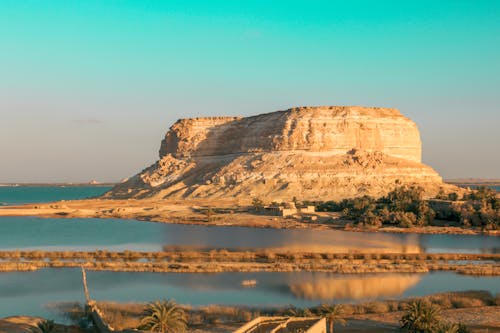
<box><xmin>106</xmin><ymin>106</ymin><xmax>448</xmax><ymax>201</ymax></box>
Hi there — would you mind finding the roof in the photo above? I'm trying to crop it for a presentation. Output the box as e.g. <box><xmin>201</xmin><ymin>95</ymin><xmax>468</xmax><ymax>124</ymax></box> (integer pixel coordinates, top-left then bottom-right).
<box><xmin>233</xmin><ymin>316</ymin><xmax>326</xmax><ymax>333</ymax></box>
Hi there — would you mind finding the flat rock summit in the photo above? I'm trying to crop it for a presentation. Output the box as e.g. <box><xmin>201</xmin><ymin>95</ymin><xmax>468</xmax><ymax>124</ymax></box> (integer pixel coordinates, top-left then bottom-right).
<box><xmin>106</xmin><ymin>106</ymin><xmax>446</xmax><ymax>201</ymax></box>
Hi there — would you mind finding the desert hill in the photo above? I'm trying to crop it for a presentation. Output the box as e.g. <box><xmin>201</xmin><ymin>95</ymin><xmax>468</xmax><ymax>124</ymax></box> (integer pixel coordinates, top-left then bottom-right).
<box><xmin>105</xmin><ymin>106</ymin><xmax>447</xmax><ymax>201</ymax></box>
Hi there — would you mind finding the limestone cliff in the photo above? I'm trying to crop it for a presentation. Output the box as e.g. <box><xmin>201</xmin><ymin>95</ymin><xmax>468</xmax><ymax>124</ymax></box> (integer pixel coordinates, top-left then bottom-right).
<box><xmin>106</xmin><ymin>106</ymin><xmax>446</xmax><ymax>201</ymax></box>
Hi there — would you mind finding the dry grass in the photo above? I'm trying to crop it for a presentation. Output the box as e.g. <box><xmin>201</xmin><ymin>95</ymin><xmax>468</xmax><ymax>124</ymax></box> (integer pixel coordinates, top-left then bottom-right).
<box><xmin>53</xmin><ymin>291</ymin><xmax>498</xmax><ymax>332</ymax></box>
<box><xmin>0</xmin><ymin>250</ymin><xmax>498</xmax><ymax>275</ymax></box>
<box><xmin>97</xmin><ymin>302</ymin><xmax>143</xmax><ymax>330</ymax></box>
<box><xmin>93</xmin><ymin>302</ymin><xmax>257</xmax><ymax>330</ymax></box>
<box><xmin>1</xmin><ymin>250</ymin><xmax>498</xmax><ymax>262</ymax></box>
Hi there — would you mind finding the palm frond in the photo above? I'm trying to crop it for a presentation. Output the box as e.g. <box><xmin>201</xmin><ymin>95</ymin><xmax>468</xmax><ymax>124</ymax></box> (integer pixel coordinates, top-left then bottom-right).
<box><xmin>139</xmin><ymin>299</ymin><xmax>187</xmax><ymax>333</ymax></box>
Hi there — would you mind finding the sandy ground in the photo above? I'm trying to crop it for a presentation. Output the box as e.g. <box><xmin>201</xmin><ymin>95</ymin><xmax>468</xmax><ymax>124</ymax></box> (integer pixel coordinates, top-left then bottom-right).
<box><xmin>0</xmin><ymin>198</ymin><xmax>497</xmax><ymax>235</ymax></box>
<box><xmin>349</xmin><ymin>306</ymin><xmax>500</xmax><ymax>333</ymax></box>
<box><xmin>0</xmin><ymin>198</ymin><xmax>311</xmax><ymax>229</ymax></box>
<box><xmin>0</xmin><ymin>316</ymin><xmax>88</xmax><ymax>333</ymax></box>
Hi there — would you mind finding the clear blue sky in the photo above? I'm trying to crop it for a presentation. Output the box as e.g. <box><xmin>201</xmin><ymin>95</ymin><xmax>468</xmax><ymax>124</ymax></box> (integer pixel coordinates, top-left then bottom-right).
<box><xmin>1</xmin><ymin>0</ymin><xmax>499</xmax><ymax>182</ymax></box>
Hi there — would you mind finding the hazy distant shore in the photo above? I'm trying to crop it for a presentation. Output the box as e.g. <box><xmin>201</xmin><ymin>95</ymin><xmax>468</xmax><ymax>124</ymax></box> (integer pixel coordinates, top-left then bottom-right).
<box><xmin>446</xmin><ymin>179</ymin><xmax>500</xmax><ymax>187</ymax></box>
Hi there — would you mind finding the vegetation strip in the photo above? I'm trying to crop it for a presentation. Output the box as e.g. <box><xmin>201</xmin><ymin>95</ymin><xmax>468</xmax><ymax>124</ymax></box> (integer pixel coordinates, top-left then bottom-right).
<box><xmin>0</xmin><ymin>250</ymin><xmax>498</xmax><ymax>275</ymax></box>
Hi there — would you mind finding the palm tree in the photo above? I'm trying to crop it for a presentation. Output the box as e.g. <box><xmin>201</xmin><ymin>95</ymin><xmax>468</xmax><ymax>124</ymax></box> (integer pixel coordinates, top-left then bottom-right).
<box><xmin>435</xmin><ymin>322</ymin><xmax>471</xmax><ymax>333</ymax></box>
<box><xmin>400</xmin><ymin>299</ymin><xmax>441</xmax><ymax>333</ymax></box>
<box><xmin>286</xmin><ymin>306</ymin><xmax>313</xmax><ymax>317</ymax></box>
<box><xmin>34</xmin><ymin>319</ymin><xmax>56</xmax><ymax>333</ymax></box>
<box><xmin>320</xmin><ymin>304</ymin><xmax>346</xmax><ymax>333</ymax></box>
<box><xmin>457</xmin><ymin>322</ymin><xmax>470</xmax><ymax>333</ymax></box>
<box><xmin>139</xmin><ymin>299</ymin><xmax>187</xmax><ymax>333</ymax></box>
<box><xmin>434</xmin><ymin>322</ymin><xmax>459</xmax><ymax>333</ymax></box>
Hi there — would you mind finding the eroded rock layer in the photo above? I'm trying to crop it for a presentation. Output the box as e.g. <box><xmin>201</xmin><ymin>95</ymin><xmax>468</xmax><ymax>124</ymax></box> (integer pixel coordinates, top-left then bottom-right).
<box><xmin>106</xmin><ymin>106</ymin><xmax>445</xmax><ymax>201</ymax></box>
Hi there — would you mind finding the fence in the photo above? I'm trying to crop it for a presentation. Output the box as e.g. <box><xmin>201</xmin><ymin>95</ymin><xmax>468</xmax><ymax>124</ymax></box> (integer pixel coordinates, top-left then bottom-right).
<box><xmin>81</xmin><ymin>266</ymin><xmax>146</xmax><ymax>333</ymax></box>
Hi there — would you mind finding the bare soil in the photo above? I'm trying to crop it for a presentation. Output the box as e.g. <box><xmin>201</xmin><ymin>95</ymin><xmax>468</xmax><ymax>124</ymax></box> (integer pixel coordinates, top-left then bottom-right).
<box><xmin>350</xmin><ymin>306</ymin><xmax>500</xmax><ymax>333</ymax></box>
<box><xmin>0</xmin><ymin>316</ymin><xmax>88</xmax><ymax>333</ymax></box>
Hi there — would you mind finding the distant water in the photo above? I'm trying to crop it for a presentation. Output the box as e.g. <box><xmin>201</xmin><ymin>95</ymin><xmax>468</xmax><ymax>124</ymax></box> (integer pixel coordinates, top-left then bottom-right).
<box><xmin>0</xmin><ymin>269</ymin><xmax>498</xmax><ymax>322</ymax></box>
<box><xmin>475</xmin><ymin>185</ymin><xmax>500</xmax><ymax>192</ymax></box>
<box><xmin>0</xmin><ymin>185</ymin><xmax>112</xmax><ymax>205</ymax></box>
<box><xmin>455</xmin><ymin>184</ymin><xmax>500</xmax><ymax>192</ymax></box>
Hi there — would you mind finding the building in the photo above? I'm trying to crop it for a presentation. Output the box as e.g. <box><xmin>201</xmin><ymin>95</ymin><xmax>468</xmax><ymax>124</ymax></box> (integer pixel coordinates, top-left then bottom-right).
<box><xmin>233</xmin><ymin>316</ymin><xmax>326</xmax><ymax>333</ymax></box>
<box><xmin>262</xmin><ymin>202</ymin><xmax>316</xmax><ymax>218</ymax></box>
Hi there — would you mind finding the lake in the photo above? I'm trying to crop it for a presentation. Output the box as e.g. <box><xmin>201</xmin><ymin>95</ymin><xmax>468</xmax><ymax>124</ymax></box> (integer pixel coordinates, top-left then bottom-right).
<box><xmin>0</xmin><ymin>269</ymin><xmax>498</xmax><ymax>322</ymax></box>
<box><xmin>0</xmin><ymin>216</ymin><xmax>498</xmax><ymax>253</ymax></box>
<box><xmin>457</xmin><ymin>185</ymin><xmax>500</xmax><ymax>192</ymax></box>
<box><xmin>0</xmin><ymin>185</ymin><xmax>112</xmax><ymax>205</ymax></box>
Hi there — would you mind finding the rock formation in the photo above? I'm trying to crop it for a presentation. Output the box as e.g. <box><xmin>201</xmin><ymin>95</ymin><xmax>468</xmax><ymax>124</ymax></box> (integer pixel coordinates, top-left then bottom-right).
<box><xmin>106</xmin><ymin>106</ymin><xmax>447</xmax><ymax>201</ymax></box>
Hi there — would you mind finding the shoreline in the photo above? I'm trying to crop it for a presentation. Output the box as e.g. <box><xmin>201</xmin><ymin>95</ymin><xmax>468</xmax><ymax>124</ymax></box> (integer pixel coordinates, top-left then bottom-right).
<box><xmin>445</xmin><ymin>179</ymin><xmax>500</xmax><ymax>187</ymax></box>
<box><xmin>0</xmin><ymin>198</ymin><xmax>498</xmax><ymax>236</ymax></box>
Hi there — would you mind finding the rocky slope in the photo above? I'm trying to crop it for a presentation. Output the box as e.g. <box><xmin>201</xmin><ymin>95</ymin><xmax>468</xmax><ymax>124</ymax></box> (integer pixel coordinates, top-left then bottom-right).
<box><xmin>106</xmin><ymin>106</ymin><xmax>447</xmax><ymax>201</ymax></box>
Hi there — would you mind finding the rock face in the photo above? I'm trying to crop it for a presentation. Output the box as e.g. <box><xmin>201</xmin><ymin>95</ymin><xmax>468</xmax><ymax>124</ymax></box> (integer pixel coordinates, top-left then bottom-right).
<box><xmin>107</xmin><ymin>106</ymin><xmax>445</xmax><ymax>201</ymax></box>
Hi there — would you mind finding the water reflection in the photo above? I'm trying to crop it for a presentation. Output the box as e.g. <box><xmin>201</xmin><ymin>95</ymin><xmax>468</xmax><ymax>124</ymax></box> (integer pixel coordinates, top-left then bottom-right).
<box><xmin>142</xmin><ymin>271</ymin><xmax>423</xmax><ymax>302</ymax></box>
<box><xmin>163</xmin><ymin>226</ymin><xmax>422</xmax><ymax>253</ymax></box>
<box><xmin>0</xmin><ymin>217</ymin><xmax>498</xmax><ymax>253</ymax></box>
<box><xmin>288</xmin><ymin>273</ymin><xmax>421</xmax><ymax>300</ymax></box>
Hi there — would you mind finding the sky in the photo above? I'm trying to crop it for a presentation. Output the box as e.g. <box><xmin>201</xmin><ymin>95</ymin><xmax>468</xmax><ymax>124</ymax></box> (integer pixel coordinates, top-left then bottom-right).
<box><xmin>1</xmin><ymin>0</ymin><xmax>499</xmax><ymax>182</ymax></box>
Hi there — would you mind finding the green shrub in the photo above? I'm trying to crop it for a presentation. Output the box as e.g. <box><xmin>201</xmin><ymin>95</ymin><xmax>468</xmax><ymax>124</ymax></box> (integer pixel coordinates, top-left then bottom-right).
<box><xmin>139</xmin><ymin>299</ymin><xmax>187</xmax><ymax>333</ymax></box>
<box><xmin>36</xmin><ymin>319</ymin><xmax>56</xmax><ymax>333</ymax></box>
<box><xmin>400</xmin><ymin>300</ymin><xmax>441</xmax><ymax>333</ymax></box>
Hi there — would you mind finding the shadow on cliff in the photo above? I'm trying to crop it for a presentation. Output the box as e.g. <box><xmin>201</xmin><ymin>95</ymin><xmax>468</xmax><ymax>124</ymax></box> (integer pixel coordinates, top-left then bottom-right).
<box><xmin>154</xmin><ymin>111</ymin><xmax>292</xmax><ymax>199</ymax></box>
<box><xmin>183</xmin><ymin>110</ymin><xmax>291</xmax><ymax>158</ymax></box>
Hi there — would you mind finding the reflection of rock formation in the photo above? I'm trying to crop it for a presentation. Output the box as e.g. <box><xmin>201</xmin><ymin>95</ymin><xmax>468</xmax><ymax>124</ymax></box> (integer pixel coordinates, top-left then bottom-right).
<box><xmin>269</xmin><ymin>243</ymin><xmax>422</xmax><ymax>254</ymax></box>
<box><xmin>106</xmin><ymin>106</ymin><xmax>447</xmax><ymax>201</ymax></box>
<box><xmin>288</xmin><ymin>273</ymin><xmax>421</xmax><ymax>300</ymax></box>
<box><xmin>266</xmin><ymin>230</ymin><xmax>422</xmax><ymax>254</ymax></box>
<box><xmin>161</xmin><ymin>220</ymin><xmax>423</xmax><ymax>254</ymax></box>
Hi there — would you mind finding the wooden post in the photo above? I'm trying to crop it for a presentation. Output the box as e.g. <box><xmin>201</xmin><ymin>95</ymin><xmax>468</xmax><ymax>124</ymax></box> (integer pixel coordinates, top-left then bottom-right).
<box><xmin>81</xmin><ymin>266</ymin><xmax>91</xmax><ymax>303</ymax></box>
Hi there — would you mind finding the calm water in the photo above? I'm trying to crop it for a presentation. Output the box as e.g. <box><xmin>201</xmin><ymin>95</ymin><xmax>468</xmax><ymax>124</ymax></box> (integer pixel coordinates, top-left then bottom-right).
<box><xmin>0</xmin><ymin>269</ymin><xmax>498</xmax><ymax>322</ymax></box>
<box><xmin>0</xmin><ymin>185</ymin><xmax>112</xmax><ymax>205</ymax></box>
<box><xmin>0</xmin><ymin>216</ymin><xmax>499</xmax><ymax>253</ymax></box>
<box><xmin>462</xmin><ymin>185</ymin><xmax>500</xmax><ymax>192</ymax></box>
